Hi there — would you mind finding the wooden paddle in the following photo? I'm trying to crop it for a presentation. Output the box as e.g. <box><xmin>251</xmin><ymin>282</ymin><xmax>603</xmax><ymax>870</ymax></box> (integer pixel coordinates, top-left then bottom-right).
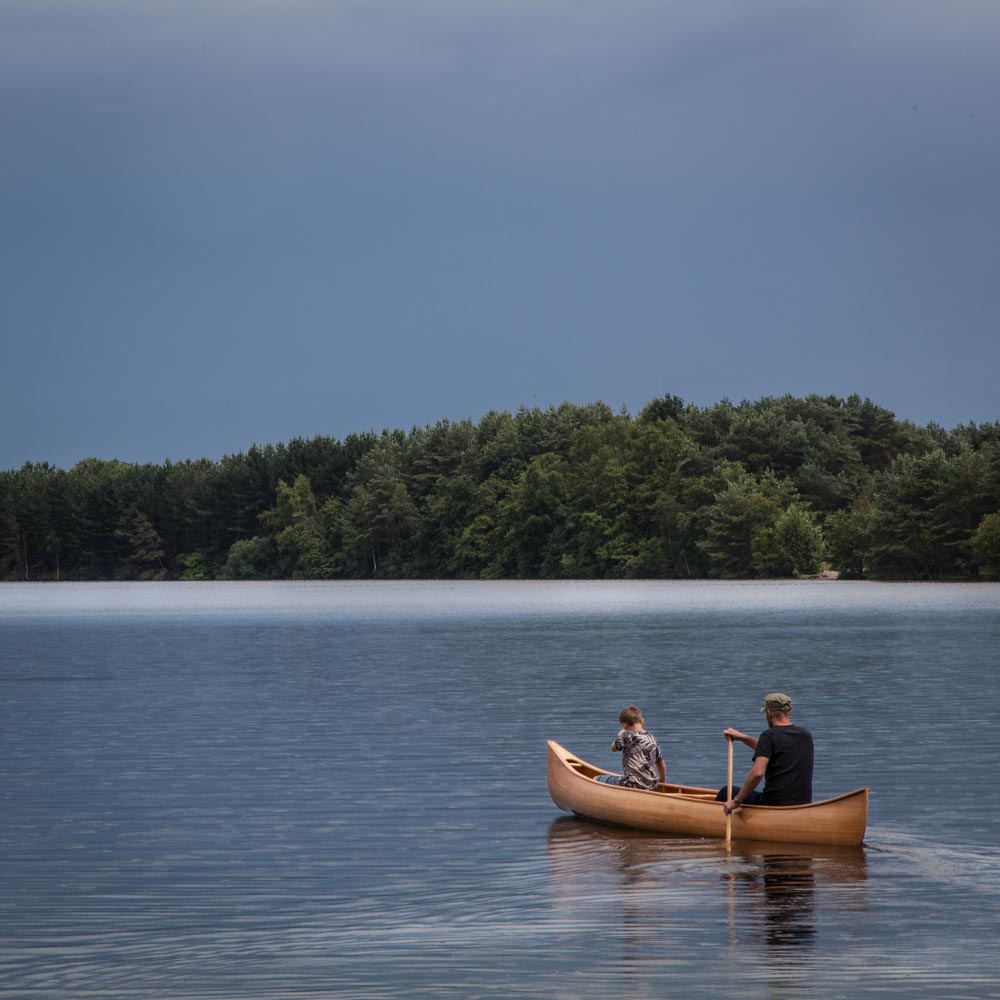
<box><xmin>726</xmin><ymin>735</ymin><xmax>734</xmax><ymax>845</ymax></box>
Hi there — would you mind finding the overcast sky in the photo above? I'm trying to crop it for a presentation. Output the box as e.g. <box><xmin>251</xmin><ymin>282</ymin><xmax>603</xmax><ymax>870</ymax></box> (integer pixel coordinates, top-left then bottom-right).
<box><xmin>3</xmin><ymin>0</ymin><xmax>998</xmax><ymax>470</ymax></box>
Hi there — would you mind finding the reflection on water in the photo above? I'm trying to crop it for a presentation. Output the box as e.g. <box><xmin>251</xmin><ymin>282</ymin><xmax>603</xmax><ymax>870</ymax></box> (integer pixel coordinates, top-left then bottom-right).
<box><xmin>546</xmin><ymin>816</ymin><xmax>869</xmax><ymax>981</ymax></box>
<box><xmin>750</xmin><ymin>852</ymin><xmax>818</xmax><ymax>948</ymax></box>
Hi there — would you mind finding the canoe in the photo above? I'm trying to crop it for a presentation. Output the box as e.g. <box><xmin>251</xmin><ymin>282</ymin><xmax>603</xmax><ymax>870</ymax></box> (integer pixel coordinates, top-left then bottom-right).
<box><xmin>546</xmin><ymin>739</ymin><xmax>868</xmax><ymax>847</ymax></box>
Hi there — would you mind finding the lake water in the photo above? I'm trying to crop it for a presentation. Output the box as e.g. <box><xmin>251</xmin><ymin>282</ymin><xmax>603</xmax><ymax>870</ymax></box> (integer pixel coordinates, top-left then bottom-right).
<box><xmin>2</xmin><ymin>580</ymin><xmax>999</xmax><ymax>998</ymax></box>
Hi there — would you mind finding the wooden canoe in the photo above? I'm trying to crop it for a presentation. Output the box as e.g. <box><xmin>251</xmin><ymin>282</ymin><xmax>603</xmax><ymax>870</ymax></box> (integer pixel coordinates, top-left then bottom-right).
<box><xmin>547</xmin><ymin>739</ymin><xmax>868</xmax><ymax>847</ymax></box>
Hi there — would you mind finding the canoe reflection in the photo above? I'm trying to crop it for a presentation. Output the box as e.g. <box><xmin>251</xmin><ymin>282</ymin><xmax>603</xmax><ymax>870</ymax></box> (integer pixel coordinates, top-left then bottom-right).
<box><xmin>546</xmin><ymin>817</ymin><xmax>868</xmax><ymax>956</ymax></box>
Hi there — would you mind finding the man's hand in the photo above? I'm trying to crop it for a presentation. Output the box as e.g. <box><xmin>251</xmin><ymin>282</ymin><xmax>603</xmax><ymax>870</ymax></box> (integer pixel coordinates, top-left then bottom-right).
<box><xmin>723</xmin><ymin>727</ymin><xmax>758</xmax><ymax>751</ymax></box>
<box><xmin>723</xmin><ymin>798</ymin><xmax>741</xmax><ymax>816</ymax></box>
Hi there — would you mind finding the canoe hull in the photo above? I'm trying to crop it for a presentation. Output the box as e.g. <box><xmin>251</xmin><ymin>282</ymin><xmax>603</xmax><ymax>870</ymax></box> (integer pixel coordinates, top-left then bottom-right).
<box><xmin>547</xmin><ymin>739</ymin><xmax>868</xmax><ymax>847</ymax></box>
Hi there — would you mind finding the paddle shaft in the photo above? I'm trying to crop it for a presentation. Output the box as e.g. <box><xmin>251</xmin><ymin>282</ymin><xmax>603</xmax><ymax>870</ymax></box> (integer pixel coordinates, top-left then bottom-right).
<box><xmin>726</xmin><ymin>736</ymin><xmax>734</xmax><ymax>844</ymax></box>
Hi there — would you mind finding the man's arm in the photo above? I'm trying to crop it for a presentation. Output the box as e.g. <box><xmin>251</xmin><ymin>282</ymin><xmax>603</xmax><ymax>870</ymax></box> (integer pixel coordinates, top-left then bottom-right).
<box><xmin>723</xmin><ymin>727</ymin><xmax>758</xmax><ymax>751</ymax></box>
<box><xmin>657</xmin><ymin>758</ymin><xmax>666</xmax><ymax>784</ymax></box>
<box><xmin>723</xmin><ymin>756</ymin><xmax>768</xmax><ymax>814</ymax></box>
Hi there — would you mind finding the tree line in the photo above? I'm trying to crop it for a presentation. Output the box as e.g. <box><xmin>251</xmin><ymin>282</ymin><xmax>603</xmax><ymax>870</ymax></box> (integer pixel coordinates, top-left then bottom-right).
<box><xmin>3</xmin><ymin>394</ymin><xmax>1000</xmax><ymax>582</ymax></box>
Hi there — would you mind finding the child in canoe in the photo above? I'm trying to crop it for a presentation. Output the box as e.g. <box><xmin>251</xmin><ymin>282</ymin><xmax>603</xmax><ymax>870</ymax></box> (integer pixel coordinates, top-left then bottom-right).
<box><xmin>595</xmin><ymin>705</ymin><xmax>666</xmax><ymax>790</ymax></box>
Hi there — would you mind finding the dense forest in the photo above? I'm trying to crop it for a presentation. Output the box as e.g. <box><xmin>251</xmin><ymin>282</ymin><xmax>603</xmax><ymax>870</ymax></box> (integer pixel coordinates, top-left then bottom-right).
<box><xmin>3</xmin><ymin>394</ymin><xmax>1000</xmax><ymax>582</ymax></box>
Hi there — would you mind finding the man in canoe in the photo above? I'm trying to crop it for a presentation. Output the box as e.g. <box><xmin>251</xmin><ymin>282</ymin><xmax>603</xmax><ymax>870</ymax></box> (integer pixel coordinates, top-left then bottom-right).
<box><xmin>720</xmin><ymin>692</ymin><xmax>814</xmax><ymax>813</ymax></box>
<box><xmin>595</xmin><ymin>705</ymin><xmax>666</xmax><ymax>790</ymax></box>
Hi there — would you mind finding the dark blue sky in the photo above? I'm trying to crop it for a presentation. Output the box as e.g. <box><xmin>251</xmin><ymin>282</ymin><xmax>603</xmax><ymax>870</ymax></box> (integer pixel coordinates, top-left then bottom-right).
<box><xmin>3</xmin><ymin>1</ymin><xmax>999</xmax><ymax>471</ymax></box>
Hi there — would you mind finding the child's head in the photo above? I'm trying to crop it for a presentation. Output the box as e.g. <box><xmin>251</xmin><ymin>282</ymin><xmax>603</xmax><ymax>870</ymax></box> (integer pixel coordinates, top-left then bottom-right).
<box><xmin>619</xmin><ymin>705</ymin><xmax>644</xmax><ymax>726</ymax></box>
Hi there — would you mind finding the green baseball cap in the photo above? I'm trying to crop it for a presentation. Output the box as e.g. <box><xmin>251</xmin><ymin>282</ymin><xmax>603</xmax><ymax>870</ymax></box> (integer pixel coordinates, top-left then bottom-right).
<box><xmin>760</xmin><ymin>692</ymin><xmax>792</xmax><ymax>713</ymax></box>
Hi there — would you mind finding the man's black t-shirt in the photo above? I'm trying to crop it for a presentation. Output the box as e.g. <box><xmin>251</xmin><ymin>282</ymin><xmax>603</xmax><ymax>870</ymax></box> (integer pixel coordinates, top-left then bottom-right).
<box><xmin>754</xmin><ymin>725</ymin><xmax>814</xmax><ymax>805</ymax></box>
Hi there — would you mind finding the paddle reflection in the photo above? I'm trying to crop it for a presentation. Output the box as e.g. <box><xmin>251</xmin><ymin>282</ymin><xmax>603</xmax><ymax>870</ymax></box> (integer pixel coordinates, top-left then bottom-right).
<box><xmin>546</xmin><ymin>817</ymin><xmax>868</xmax><ymax>962</ymax></box>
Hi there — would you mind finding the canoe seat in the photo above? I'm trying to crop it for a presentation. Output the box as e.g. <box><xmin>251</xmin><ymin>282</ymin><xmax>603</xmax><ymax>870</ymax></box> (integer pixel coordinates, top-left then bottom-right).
<box><xmin>658</xmin><ymin>785</ymin><xmax>716</xmax><ymax>798</ymax></box>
